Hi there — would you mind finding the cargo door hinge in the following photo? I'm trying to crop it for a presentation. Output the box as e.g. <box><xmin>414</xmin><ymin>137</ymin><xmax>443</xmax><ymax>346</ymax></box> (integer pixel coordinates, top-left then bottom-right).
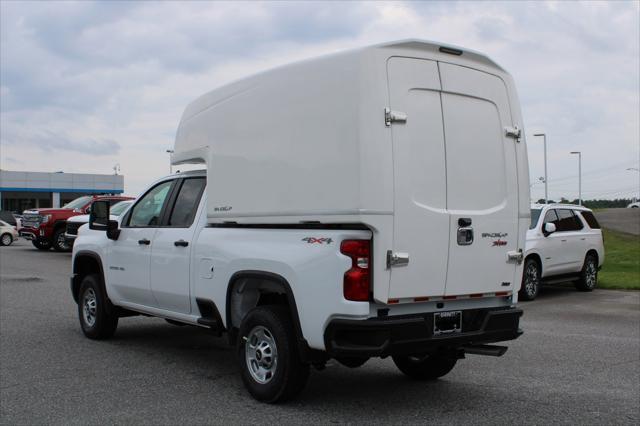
<box><xmin>507</xmin><ymin>249</ymin><xmax>524</xmax><ymax>264</ymax></box>
<box><xmin>385</xmin><ymin>108</ymin><xmax>407</xmax><ymax>127</ymax></box>
<box><xmin>504</xmin><ymin>126</ymin><xmax>521</xmax><ymax>142</ymax></box>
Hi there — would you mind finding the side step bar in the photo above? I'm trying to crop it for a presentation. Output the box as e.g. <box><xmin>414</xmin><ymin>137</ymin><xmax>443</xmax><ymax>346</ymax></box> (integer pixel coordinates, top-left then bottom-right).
<box><xmin>461</xmin><ymin>344</ymin><xmax>508</xmax><ymax>357</ymax></box>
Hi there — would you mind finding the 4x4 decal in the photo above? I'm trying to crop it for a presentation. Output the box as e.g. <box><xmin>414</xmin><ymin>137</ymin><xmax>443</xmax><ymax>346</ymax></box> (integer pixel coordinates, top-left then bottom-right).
<box><xmin>302</xmin><ymin>237</ymin><xmax>333</xmax><ymax>244</ymax></box>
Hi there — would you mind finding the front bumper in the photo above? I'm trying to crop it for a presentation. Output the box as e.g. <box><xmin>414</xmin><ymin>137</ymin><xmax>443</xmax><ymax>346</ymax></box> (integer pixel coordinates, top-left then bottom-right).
<box><xmin>324</xmin><ymin>307</ymin><xmax>523</xmax><ymax>357</ymax></box>
<box><xmin>19</xmin><ymin>230</ymin><xmax>36</xmax><ymax>240</ymax></box>
<box><xmin>64</xmin><ymin>233</ymin><xmax>77</xmax><ymax>243</ymax></box>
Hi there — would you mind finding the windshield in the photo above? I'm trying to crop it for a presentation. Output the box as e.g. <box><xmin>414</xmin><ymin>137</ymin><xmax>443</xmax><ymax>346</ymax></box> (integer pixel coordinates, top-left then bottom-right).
<box><xmin>62</xmin><ymin>196</ymin><xmax>93</xmax><ymax>210</ymax></box>
<box><xmin>530</xmin><ymin>208</ymin><xmax>542</xmax><ymax>229</ymax></box>
<box><xmin>110</xmin><ymin>201</ymin><xmax>133</xmax><ymax>217</ymax></box>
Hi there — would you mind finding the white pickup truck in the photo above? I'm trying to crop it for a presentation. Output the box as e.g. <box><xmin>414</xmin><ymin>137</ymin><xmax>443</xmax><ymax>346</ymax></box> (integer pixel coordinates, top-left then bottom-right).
<box><xmin>71</xmin><ymin>40</ymin><xmax>530</xmax><ymax>403</ymax></box>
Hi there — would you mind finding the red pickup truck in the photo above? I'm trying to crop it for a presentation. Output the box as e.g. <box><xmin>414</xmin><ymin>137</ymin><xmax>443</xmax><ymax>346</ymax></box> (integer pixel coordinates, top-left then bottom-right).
<box><xmin>20</xmin><ymin>195</ymin><xmax>133</xmax><ymax>252</ymax></box>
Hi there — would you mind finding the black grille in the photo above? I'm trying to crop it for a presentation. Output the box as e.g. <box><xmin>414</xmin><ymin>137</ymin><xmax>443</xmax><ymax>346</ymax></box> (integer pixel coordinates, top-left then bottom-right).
<box><xmin>66</xmin><ymin>221</ymin><xmax>84</xmax><ymax>235</ymax></box>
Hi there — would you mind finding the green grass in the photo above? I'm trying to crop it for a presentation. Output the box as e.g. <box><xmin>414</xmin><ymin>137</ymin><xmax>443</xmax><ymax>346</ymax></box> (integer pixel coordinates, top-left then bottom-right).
<box><xmin>598</xmin><ymin>228</ymin><xmax>640</xmax><ymax>289</ymax></box>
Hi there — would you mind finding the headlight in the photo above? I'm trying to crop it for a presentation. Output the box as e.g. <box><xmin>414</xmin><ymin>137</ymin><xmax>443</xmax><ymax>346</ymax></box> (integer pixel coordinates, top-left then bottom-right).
<box><xmin>41</xmin><ymin>214</ymin><xmax>51</xmax><ymax>224</ymax></box>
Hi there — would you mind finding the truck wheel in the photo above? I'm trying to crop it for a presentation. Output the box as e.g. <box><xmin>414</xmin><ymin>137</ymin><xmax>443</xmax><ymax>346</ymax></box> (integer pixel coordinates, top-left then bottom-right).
<box><xmin>518</xmin><ymin>258</ymin><xmax>540</xmax><ymax>301</ymax></box>
<box><xmin>52</xmin><ymin>228</ymin><xmax>71</xmax><ymax>252</ymax></box>
<box><xmin>32</xmin><ymin>239</ymin><xmax>51</xmax><ymax>250</ymax></box>
<box><xmin>575</xmin><ymin>253</ymin><xmax>598</xmax><ymax>292</ymax></box>
<box><xmin>392</xmin><ymin>353</ymin><xmax>457</xmax><ymax>380</ymax></box>
<box><xmin>237</xmin><ymin>306</ymin><xmax>310</xmax><ymax>403</ymax></box>
<box><xmin>336</xmin><ymin>357</ymin><xmax>369</xmax><ymax>368</ymax></box>
<box><xmin>78</xmin><ymin>274</ymin><xmax>118</xmax><ymax>339</ymax></box>
<box><xmin>0</xmin><ymin>233</ymin><xmax>12</xmax><ymax>246</ymax></box>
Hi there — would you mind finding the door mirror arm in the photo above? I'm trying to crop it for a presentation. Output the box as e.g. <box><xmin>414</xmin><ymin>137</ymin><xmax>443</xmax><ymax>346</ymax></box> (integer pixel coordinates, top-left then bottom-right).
<box><xmin>106</xmin><ymin>220</ymin><xmax>120</xmax><ymax>241</ymax></box>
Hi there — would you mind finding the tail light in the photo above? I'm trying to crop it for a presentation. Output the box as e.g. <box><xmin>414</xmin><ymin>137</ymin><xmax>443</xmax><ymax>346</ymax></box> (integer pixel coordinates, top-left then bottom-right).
<box><xmin>341</xmin><ymin>239</ymin><xmax>371</xmax><ymax>301</ymax></box>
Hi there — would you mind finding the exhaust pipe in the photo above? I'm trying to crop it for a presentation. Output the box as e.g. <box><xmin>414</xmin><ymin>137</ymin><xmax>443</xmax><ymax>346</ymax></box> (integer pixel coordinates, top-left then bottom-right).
<box><xmin>462</xmin><ymin>344</ymin><xmax>508</xmax><ymax>357</ymax></box>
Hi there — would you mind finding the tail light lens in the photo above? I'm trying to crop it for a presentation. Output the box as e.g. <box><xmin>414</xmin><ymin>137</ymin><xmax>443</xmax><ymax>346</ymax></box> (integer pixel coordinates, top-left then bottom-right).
<box><xmin>341</xmin><ymin>239</ymin><xmax>371</xmax><ymax>301</ymax></box>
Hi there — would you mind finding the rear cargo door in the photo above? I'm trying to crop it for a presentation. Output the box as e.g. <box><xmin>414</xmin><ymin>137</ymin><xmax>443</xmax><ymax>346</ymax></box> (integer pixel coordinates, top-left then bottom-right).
<box><xmin>387</xmin><ymin>57</ymin><xmax>449</xmax><ymax>300</ymax></box>
<box><xmin>439</xmin><ymin>63</ymin><xmax>519</xmax><ymax>296</ymax></box>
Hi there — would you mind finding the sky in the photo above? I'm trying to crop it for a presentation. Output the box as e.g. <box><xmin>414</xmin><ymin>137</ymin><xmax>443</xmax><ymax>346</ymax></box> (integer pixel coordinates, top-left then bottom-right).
<box><xmin>1</xmin><ymin>0</ymin><xmax>639</xmax><ymax>200</ymax></box>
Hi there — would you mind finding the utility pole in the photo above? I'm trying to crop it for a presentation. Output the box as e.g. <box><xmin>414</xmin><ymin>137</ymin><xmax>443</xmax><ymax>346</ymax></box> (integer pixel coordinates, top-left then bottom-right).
<box><xmin>570</xmin><ymin>151</ymin><xmax>582</xmax><ymax>205</ymax></box>
<box><xmin>534</xmin><ymin>133</ymin><xmax>548</xmax><ymax>204</ymax></box>
<box><xmin>166</xmin><ymin>149</ymin><xmax>174</xmax><ymax>174</ymax></box>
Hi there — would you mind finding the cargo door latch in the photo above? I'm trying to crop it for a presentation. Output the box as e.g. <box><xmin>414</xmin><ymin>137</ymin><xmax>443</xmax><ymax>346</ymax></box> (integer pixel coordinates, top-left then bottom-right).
<box><xmin>385</xmin><ymin>108</ymin><xmax>407</xmax><ymax>126</ymax></box>
<box><xmin>387</xmin><ymin>250</ymin><xmax>409</xmax><ymax>269</ymax></box>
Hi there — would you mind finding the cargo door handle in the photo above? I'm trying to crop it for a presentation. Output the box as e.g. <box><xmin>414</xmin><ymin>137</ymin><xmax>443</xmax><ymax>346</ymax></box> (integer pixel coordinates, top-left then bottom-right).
<box><xmin>138</xmin><ymin>239</ymin><xmax>151</xmax><ymax>245</ymax></box>
<box><xmin>386</xmin><ymin>250</ymin><xmax>409</xmax><ymax>268</ymax></box>
<box><xmin>174</xmin><ymin>240</ymin><xmax>189</xmax><ymax>247</ymax></box>
<box><xmin>457</xmin><ymin>227</ymin><xmax>474</xmax><ymax>246</ymax></box>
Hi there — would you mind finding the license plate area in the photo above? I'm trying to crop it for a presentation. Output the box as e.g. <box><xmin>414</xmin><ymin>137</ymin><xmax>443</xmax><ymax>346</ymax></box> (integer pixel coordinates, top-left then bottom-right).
<box><xmin>434</xmin><ymin>311</ymin><xmax>462</xmax><ymax>336</ymax></box>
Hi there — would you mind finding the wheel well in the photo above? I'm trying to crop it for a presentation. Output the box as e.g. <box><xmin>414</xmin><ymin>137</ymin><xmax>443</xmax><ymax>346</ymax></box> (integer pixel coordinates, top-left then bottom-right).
<box><xmin>586</xmin><ymin>249</ymin><xmax>598</xmax><ymax>264</ymax></box>
<box><xmin>72</xmin><ymin>252</ymin><xmax>103</xmax><ymax>303</ymax></box>
<box><xmin>525</xmin><ymin>253</ymin><xmax>542</xmax><ymax>275</ymax></box>
<box><xmin>226</xmin><ymin>271</ymin><xmax>303</xmax><ymax>345</ymax></box>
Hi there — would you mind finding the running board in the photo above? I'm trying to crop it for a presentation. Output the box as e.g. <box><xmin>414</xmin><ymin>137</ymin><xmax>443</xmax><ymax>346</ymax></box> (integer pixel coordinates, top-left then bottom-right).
<box><xmin>461</xmin><ymin>344</ymin><xmax>508</xmax><ymax>357</ymax></box>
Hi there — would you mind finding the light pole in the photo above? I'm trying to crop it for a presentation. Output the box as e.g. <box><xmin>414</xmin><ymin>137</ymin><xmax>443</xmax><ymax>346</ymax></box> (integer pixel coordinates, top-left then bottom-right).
<box><xmin>534</xmin><ymin>133</ymin><xmax>548</xmax><ymax>204</ymax></box>
<box><xmin>166</xmin><ymin>149</ymin><xmax>174</xmax><ymax>174</ymax></box>
<box><xmin>627</xmin><ymin>167</ymin><xmax>640</xmax><ymax>201</ymax></box>
<box><xmin>570</xmin><ymin>151</ymin><xmax>582</xmax><ymax>205</ymax></box>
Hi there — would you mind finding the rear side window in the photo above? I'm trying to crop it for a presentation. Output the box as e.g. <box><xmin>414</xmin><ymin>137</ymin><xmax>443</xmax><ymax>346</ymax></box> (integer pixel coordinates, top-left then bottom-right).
<box><xmin>556</xmin><ymin>209</ymin><xmax>584</xmax><ymax>232</ymax></box>
<box><xmin>167</xmin><ymin>178</ymin><xmax>206</xmax><ymax>227</ymax></box>
<box><xmin>580</xmin><ymin>211</ymin><xmax>601</xmax><ymax>229</ymax></box>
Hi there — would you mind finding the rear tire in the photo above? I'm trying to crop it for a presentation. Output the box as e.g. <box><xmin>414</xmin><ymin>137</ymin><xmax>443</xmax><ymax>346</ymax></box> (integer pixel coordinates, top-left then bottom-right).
<box><xmin>78</xmin><ymin>274</ymin><xmax>118</xmax><ymax>339</ymax></box>
<box><xmin>575</xmin><ymin>253</ymin><xmax>598</xmax><ymax>292</ymax></box>
<box><xmin>52</xmin><ymin>228</ymin><xmax>71</xmax><ymax>252</ymax></box>
<box><xmin>237</xmin><ymin>306</ymin><xmax>310</xmax><ymax>403</ymax></box>
<box><xmin>392</xmin><ymin>353</ymin><xmax>457</xmax><ymax>380</ymax></box>
<box><xmin>519</xmin><ymin>258</ymin><xmax>541</xmax><ymax>301</ymax></box>
<box><xmin>32</xmin><ymin>239</ymin><xmax>51</xmax><ymax>250</ymax></box>
<box><xmin>0</xmin><ymin>233</ymin><xmax>13</xmax><ymax>246</ymax></box>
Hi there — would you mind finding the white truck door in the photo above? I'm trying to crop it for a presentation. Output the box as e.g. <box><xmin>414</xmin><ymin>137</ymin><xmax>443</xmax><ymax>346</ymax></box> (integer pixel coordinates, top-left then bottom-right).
<box><xmin>439</xmin><ymin>63</ymin><xmax>520</xmax><ymax>296</ymax></box>
<box><xmin>108</xmin><ymin>180</ymin><xmax>174</xmax><ymax>307</ymax></box>
<box><xmin>387</xmin><ymin>57</ymin><xmax>449</xmax><ymax>300</ymax></box>
<box><xmin>150</xmin><ymin>177</ymin><xmax>206</xmax><ymax>314</ymax></box>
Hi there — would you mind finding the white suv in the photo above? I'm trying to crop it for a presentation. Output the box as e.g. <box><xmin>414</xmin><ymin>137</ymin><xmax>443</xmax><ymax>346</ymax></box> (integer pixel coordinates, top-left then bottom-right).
<box><xmin>519</xmin><ymin>204</ymin><xmax>604</xmax><ymax>301</ymax></box>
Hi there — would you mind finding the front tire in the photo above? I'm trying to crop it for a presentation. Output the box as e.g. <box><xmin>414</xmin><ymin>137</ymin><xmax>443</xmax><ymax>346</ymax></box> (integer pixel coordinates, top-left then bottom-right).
<box><xmin>78</xmin><ymin>274</ymin><xmax>118</xmax><ymax>339</ymax></box>
<box><xmin>52</xmin><ymin>228</ymin><xmax>71</xmax><ymax>252</ymax></box>
<box><xmin>392</xmin><ymin>353</ymin><xmax>457</xmax><ymax>380</ymax></box>
<box><xmin>575</xmin><ymin>253</ymin><xmax>598</xmax><ymax>292</ymax></box>
<box><xmin>519</xmin><ymin>258</ymin><xmax>541</xmax><ymax>301</ymax></box>
<box><xmin>0</xmin><ymin>233</ymin><xmax>13</xmax><ymax>246</ymax></box>
<box><xmin>32</xmin><ymin>239</ymin><xmax>51</xmax><ymax>250</ymax></box>
<box><xmin>237</xmin><ymin>306</ymin><xmax>310</xmax><ymax>403</ymax></box>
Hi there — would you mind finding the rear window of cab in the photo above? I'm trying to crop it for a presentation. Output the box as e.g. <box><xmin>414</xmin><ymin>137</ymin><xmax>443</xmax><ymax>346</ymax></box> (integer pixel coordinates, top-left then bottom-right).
<box><xmin>579</xmin><ymin>210</ymin><xmax>601</xmax><ymax>229</ymax></box>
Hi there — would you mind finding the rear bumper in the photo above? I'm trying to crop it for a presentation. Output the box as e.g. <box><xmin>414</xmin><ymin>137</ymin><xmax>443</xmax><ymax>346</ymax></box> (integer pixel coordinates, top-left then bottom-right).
<box><xmin>324</xmin><ymin>307</ymin><xmax>522</xmax><ymax>357</ymax></box>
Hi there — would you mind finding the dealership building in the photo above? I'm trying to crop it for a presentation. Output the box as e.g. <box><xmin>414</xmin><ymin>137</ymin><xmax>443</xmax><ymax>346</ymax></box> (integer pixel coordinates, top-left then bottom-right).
<box><xmin>0</xmin><ymin>170</ymin><xmax>124</xmax><ymax>212</ymax></box>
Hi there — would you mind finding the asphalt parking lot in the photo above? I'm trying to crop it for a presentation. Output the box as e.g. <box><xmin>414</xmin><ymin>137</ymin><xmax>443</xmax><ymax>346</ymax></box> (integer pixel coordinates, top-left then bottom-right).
<box><xmin>1</xmin><ymin>239</ymin><xmax>639</xmax><ymax>425</ymax></box>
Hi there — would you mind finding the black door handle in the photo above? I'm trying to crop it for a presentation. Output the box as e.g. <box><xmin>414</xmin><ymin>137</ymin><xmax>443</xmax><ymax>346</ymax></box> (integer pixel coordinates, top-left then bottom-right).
<box><xmin>174</xmin><ymin>240</ymin><xmax>189</xmax><ymax>247</ymax></box>
<box><xmin>138</xmin><ymin>239</ymin><xmax>151</xmax><ymax>245</ymax></box>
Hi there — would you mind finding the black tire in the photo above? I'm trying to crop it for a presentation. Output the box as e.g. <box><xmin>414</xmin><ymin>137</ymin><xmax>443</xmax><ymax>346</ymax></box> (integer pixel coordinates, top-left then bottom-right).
<box><xmin>78</xmin><ymin>274</ymin><xmax>118</xmax><ymax>339</ymax></box>
<box><xmin>32</xmin><ymin>239</ymin><xmax>51</xmax><ymax>250</ymax></box>
<box><xmin>336</xmin><ymin>357</ymin><xmax>369</xmax><ymax>368</ymax></box>
<box><xmin>237</xmin><ymin>306</ymin><xmax>310</xmax><ymax>403</ymax></box>
<box><xmin>519</xmin><ymin>258</ymin><xmax>541</xmax><ymax>301</ymax></box>
<box><xmin>575</xmin><ymin>253</ymin><xmax>598</xmax><ymax>292</ymax></box>
<box><xmin>52</xmin><ymin>227</ymin><xmax>71</xmax><ymax>252</ymax></box>
<box><xmin>392</xmin><ymin>353</ymin><xmax>457</xmax><ymax>380</ymax></box>
<box><xmin>0</xmin><ymin>233</ymin><xmax>12</xmax><ymax>246</ymax></box>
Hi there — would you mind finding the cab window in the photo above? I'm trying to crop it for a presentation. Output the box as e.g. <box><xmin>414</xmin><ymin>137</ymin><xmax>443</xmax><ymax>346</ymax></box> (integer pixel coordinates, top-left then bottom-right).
<box><xmin>127</xmin><ymin>181</ymin><xmax>173</xmax><ymax>227</ymax></box>
<box><xmin>555</xmin><ymin>209</ymin><xmax>584</xmax><ymax>232</ymax></box>
<box><xmin>543</xmin><ymin>209</ymin><xmax>558</xmax><ymax>228</ymax></box>
<box><xmin>167</xmin><ymin>177</ymin><xmax>206</xmax><ymax>227</ymax></box>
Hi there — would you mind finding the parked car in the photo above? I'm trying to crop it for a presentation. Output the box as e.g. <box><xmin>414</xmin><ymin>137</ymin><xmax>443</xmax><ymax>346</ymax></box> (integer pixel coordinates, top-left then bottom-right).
<box><xmin>0</xmin><ymin>211</ymin><xmax>17</xmax><ymax>226</ymax></box>
<box><xmin>519</xmin><ymin>204</ymin><xmax>605</xmax><ymax>301</ymax></box>
<box><xmin>627</xmin><ymin>201</ymin><xmax>639</xmax><ymax>208</ymax></box>
<box><xmin>71</xmin><ymin>40</ymin><xmax>529</xmax><ymax>403</ymax></box>
<box><xmin>65</xmin><ymin>200</ymin><xmax>134</xmax><ymax>245</ymax></box>
<box><xmin>20</xmin><ymin>194</ymin><xmax>134</xmax><ymax>252</ymax></box>
<box><xmin>0</xmin><ymin>220</ymin><xmax>19</xmax><ymax>246</ymax></box>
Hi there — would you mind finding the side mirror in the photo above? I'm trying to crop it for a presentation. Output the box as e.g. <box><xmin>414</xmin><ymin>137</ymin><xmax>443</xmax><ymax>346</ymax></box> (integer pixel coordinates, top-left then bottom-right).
<box><xmin>89</xmin><ymin>201</ymin><xmax>109</xmax><ymax>231</ymax></box>
<box><xmin>89</xmin><ymin>201</ymin><xmax>120</xmax><ymax>240</ymax></box>
<box><xmin>543</xmin><ymin>222</ymin><xmax>556</xmax><ymax>236</ymax></box>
